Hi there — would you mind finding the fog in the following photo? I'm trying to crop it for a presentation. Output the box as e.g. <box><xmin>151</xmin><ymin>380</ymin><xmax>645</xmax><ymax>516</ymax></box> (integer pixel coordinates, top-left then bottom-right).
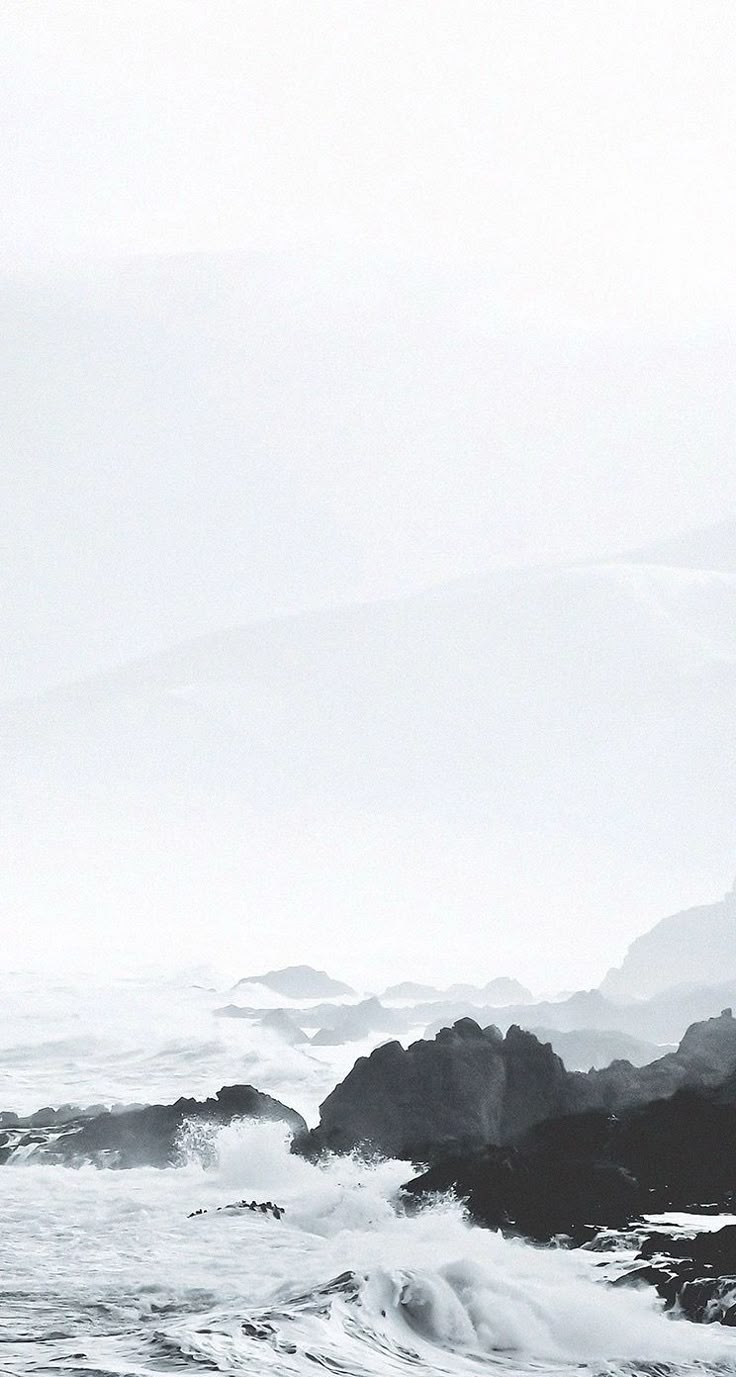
<box><xmin>2</xmin><ymin>2</ymin><xmax>735</xmax><ymax>985</ymax></box>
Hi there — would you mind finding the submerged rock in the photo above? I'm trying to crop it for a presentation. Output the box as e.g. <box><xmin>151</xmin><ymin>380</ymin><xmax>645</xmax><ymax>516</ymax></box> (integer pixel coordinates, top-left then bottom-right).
<box><xmin>188</xmin><ymin>1198</ymin><xmax>286</xmax><ymax>1220</ymax></box>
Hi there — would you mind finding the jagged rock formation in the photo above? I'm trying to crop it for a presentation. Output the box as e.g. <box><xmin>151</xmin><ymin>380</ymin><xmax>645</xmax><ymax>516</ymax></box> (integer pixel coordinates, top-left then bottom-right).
<box><xmin>0</xmin><ymin>1085</ymin><xmax>306</xmax><ymax>1168</ymax></box>
<box><xmin>403</xmin><ymin>1090</ymin><xmax>736</xmax><ymax>1242</ymax></box>
<box><xmin>601</xmin><ymin>883</ymin><xmax>736</xmax><ymax>1000</ymax></box>
<box><xmin>233</xmin><ymin>966</ymin><xmax>355</xmax><ymax>998</ymax></box>
<box><xmin>301</xmin><ymin>1010</ymin><xmax>736</xmax><ymax>1160</ymax></box>
<box><xmin>302</xmin><ymin>1019</ymin><xmax>569</xmax><ymax>1158</ymax></box>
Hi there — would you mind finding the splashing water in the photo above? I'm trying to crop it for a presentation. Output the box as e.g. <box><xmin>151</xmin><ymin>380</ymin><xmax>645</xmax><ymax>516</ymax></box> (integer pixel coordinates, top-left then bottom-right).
<box><xmin>2</xmin><ymin>970</ymin><xmax>736</xmax><ymax>1375</ymax></box>
<box><xmin>2</xmin><ymin>1116</ymin><xmax>735</xmax><ymax>1376</ymax></box>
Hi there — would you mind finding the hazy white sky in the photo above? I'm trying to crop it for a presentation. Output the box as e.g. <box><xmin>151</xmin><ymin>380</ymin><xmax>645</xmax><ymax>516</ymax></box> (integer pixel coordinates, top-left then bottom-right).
<box><xmin>2</xmin><ymin>0</ymin><xmax>735</xmax><ymax>318</ymax></box>
<box><xmin>3</xmin><ymin>0</ymin><xmax>736</xmax><ymax>692</ymax></box>
<box><xmin>2</xmin><ymin>2</ymin><xmax>735</xmax><ymax>983</ymax></box>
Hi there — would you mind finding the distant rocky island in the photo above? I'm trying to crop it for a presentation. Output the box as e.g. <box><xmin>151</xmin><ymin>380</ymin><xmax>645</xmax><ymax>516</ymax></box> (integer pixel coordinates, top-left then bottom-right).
<box><xmin>232</xmin><ymin>965</ymin><xmax>355</xmax><ymax>998</ymax></box>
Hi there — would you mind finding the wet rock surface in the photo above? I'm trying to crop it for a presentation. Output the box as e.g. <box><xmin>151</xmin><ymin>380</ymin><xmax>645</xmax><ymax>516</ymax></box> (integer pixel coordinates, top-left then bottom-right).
<box><xmin>0</xmin><ymin>1085</ymin><xmax>306</xmax><ymax>1167</ymax></box>
<box><xmin>614</xmin><ymin>1225</ymin><xmax>736</xmax><ymax>1324</ymax></box>
<box><xmin>402</xmin><ymin>1090</ymin><xmax>736</xmax><ymax>1243</ymax></box>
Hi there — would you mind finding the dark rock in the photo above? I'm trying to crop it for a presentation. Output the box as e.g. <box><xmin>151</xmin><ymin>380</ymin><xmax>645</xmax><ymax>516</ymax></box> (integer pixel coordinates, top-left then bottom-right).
<box><xmin>46</xmin><ymin>1084</ymin><xmax>307</xmax><ymax>1168</ymax></box>
<box><xmin>188</xmin><ymin>1198</ymin><xmax>286</xmax><ymax>1220</ymax></box>
<box><xmin>640</xmin><ymin>1224</ymin><xmax>736</xmax><ymax>1271</ymax></box>
<box><xmin>402</xmin><ymin>1090</ymin><xmax>736</xmax><ymax>1242</ymax></box>
<box><xmin>301</xmin><ymin>1009</ymin><xmax>736</xmax><ymax>1161</ymax></box>
<box><xmin>302</xmin><ymin>1019</ymin><xmax>569</xmax><ymax>1158</ymax></box>
<box><xmin>615</xmin><ymin>1225</ymin><xmax>736</xmax><ymax>1324</ymax></box>
<box><xmin>403</xmin><ymin>1142</ymin><xmax>641</xmax><ymax>1242</ymax></box>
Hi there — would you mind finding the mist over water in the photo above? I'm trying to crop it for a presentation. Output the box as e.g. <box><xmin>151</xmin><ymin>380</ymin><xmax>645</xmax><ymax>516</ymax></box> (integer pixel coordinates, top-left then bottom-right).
<box><xmin>0</xmin><ymin>968</ymin><xmax>372</xmax><ymax>1122</ymax></box>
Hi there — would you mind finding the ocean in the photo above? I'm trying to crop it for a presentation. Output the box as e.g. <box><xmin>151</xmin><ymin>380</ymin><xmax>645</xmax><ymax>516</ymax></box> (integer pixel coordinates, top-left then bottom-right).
<box><xmin>2</xmin><ymin>969</ymin><xmax>735</xmax><ymax>1377</ymax></box>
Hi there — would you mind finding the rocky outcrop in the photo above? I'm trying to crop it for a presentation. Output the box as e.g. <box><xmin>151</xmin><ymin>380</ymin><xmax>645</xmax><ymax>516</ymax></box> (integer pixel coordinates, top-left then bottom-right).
<box><xmin>601</xmin><ymin>883</ymin><xmax>736</xmax><ymax>1000</ymax></box>
<box><xmin>300</xmin><ymin>1009</ymin><xmax>736</xmax><ymax>1161</ymax></box>
<box><xmin>403</xmin><ymin>1090</ymin><xmax>736</xmax><ymax>1241</ymax></box>
<box><xmin>302</xmin><ymin>1019</ymin><xmax>569</xmax><ymax>1158</ymax></box>
<box><xmin>615</xmin><ymin>1224</ymin><xmax>736</xmax><ymax>1324</ymax></box>
<box><xmin>1</xmin><ymin>1085</ymin><xmax>306</xmax><ymax>1168</ymax></box>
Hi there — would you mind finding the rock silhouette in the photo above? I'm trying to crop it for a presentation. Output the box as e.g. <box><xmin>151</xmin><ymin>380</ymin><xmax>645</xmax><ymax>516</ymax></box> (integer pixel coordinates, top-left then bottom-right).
<box><xmin>301</xmin><ymin>1010</ymin><xmax>736</xmax><ymax>1160</ymax></box>
<box><xmin>1</xmin><ymin>1085</ymin><xmax>306</xmax><ymax>1168</ymax></box>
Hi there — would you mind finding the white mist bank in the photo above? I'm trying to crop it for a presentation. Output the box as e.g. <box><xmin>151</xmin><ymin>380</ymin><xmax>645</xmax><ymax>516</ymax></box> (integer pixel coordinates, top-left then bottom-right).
<box><xmin>0</xmin><ymin>969</ymin><xmax>375</xmax><ymax>1122</ymax></box>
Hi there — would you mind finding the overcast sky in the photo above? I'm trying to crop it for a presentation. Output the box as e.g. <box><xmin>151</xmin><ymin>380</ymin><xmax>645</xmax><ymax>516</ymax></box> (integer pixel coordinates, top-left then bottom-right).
<box><xmin>2</xmin><ymin>3</ymin><xmax>735</xmax><ymax>982</ymax></box>
<box><xmin>4</xmin><ymin>1</ymin><xmax>736</xmax><ymax>692</ymax></box>
<box><xmin>2</xmin><ymin>0</ymin><xmax>735</xmax><ymax>317</ymax></box>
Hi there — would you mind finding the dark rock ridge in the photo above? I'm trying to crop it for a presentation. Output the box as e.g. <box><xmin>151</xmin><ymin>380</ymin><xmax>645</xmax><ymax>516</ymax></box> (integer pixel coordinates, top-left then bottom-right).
<box><xmin>0</xmin><ymin>1085</ymin><xmax>306</xmax><ymax>1168</ymax></box>
<box><xmin>233</xmin><ymin>966</ymin><xmax>354</xmax><ymax>998</ymax></box>
<box><xmin>402</xmin><ymin>1090</ymin><xmax>736</xmax><ymax>1242</ymax></box>
<box><xmin>302</xmin><ymin>1009</ymin><xmax>736</xmax><ymax>1159</ymax></box>
<box><xmin>601</xmin><ymin>882</ymin><xmax>736</xmax><ymax>1000</ymax></box>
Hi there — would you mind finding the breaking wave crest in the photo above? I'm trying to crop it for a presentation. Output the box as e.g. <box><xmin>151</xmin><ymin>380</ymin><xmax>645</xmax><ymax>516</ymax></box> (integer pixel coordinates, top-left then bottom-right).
<box><xmin>153</xmin><ymin>1120</ymin><xmax>736</xmax><ymax>1375</ymax></box>
<box><xmin>4</xmin><ymin>1080</ymin><xmax>736</xmax><ymax>1375</ymax></box>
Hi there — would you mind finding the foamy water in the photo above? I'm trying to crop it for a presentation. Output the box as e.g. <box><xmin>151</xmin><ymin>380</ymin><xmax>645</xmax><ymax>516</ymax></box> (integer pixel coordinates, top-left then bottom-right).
<box><xmin>2</xmin><ymin>972</ymin><xmax>735</xmax><ymax>1376</ymax></box>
